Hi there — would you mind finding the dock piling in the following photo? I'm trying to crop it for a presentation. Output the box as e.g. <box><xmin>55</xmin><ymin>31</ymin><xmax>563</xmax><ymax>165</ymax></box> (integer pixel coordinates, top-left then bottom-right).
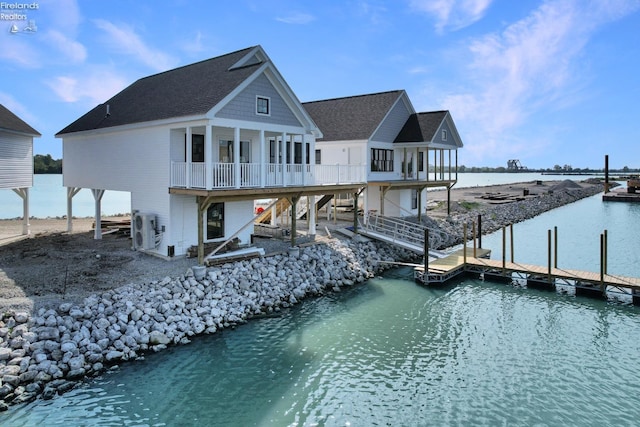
<box><xmin>423</xmin><ymin>228</ymin><xmax>429</xmax><ymax>285</ymax></box>
<box><xmin>554</xmin><ymin>226</ymin><xmax>558</xmax><ymax>269</ymax></box>
<box><xmin>547</xmin><ymin>229</ymin><xmax>552</xmax><ymax>282</ymax></box>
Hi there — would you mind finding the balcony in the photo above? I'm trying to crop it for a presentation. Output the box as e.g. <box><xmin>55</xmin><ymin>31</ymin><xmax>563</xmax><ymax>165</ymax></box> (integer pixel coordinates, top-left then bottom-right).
<box><xmin>170</xmin><ymin>162</ymin><xmax>366</xmax><ymax>190</ymax></box>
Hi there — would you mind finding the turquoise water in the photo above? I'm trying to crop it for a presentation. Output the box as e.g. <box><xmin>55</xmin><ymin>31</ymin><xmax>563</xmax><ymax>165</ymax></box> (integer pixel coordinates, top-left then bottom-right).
<box><xmin>3</xmin><ymin>273</ymin><xmax>640</xmax><ymax>426</ymax></box>
<box><xmin>0</xmin><ymin>175</ymin><xmax>130</xmax><ymax>219</ymax></box>
<box><xmin>481</xmin><ymin>192</ymin><xmax>639</xmax><ymax>278</ymax></box>
<box><xmin>0</xmin><ymin>173</ymin><xmax>600</xmax><ymax>219</ymax></box>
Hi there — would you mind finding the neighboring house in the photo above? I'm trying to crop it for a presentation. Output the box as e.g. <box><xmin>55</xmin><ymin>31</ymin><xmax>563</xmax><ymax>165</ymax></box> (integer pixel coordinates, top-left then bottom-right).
<box><xmin>303</xmin><ymin>90</ymin><xmax>463</xmax><ymax>218</ymax></box>
<box><xmin>0</xmin><ymin>104</ymin><xmax>41</xmax><ymax>235</ymax></box>
<box><xmin>57</xmin><ymin>46</ymin><xmax>366</xmax><ymax>263</ymax></box>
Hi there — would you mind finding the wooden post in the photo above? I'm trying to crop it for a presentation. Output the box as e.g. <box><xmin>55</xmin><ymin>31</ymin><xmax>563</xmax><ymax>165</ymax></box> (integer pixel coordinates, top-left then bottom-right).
<box><xmin>600</xmin><ymin>233</ymin><xmax>605</xmax><ymax>294</ymax></box>
<box><xmin>604</xmin><ymin>154</ymin><xmax>609</xmax><ymax>193</ymax></box>
<box><xmin>478</xmin><ymin>215</ymin><xmax>482</xmax><ymax>248</ymax></box>
<box><xmin>510</xmin><ymin>223</ymin><xmax>514</xmax><ymax>263</ymax></box>
<box><xmin>547</xmin><ymin>229</ymin><xmax>552</xmax><ymax>282</ymax></box>
<box><xmin>463</xmin><ymin>222</ymin><xmax>467</xmax><ymax>265</ymax></box>
<box><xmin>554</xmin><ymin>226</ymin><xmax>558</xmax><ymax>269</ymax></box>
<box><xmin>291</xmin><ymin>196</ymin><xmax>298</xmax><ymax>247</ymax></box>
<box><xmin>447</xmin><ymin>186</ymin><xmax>451</xmax><ymax>215</ymax></box>
<box><xmin>502</xmin><ymin>226</ymin><xmax>506</xmax><ymax>272</ymax></box>
<box><xmin>472</xmin><ymin>221</ymin><xmax>477</xmax><ymax>258</ymax></box>
<box><xmin>353</xmin><ymin>192</ymin><xmax>359</xmax><ymax>233</ymax></box>
<box><xmin>197</xmin><ymin>196</ymin><xmax>204</xmax><ymax>265</ymax></box>
<box><xmin>333</xmin><ymin>193</ymin><xmax>337</xmax><ymax>224</ymax></box>
<box><xmin>423</xmin><ymin>228</ymin><xmax>429</xmax><ymax>285</ymax></box>
<box><xmin>603</xmin><ymin>229</ymin><xmax>608</xmax><ymax>275</ymax></box>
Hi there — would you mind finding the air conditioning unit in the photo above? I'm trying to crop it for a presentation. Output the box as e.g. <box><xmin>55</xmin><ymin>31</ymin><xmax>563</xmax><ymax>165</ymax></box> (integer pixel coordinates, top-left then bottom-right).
<box><xmin>132</xmin><ymin>213</ymin><xmax>156</xmax><ymax>250</ymax></box>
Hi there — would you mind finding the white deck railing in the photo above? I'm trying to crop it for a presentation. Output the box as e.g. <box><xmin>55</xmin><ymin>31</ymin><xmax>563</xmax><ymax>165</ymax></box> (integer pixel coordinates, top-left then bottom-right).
<box><xmin>170</xmin><ymin>162</ymin><xmax>366</xmax><ymax>190</ymax></box>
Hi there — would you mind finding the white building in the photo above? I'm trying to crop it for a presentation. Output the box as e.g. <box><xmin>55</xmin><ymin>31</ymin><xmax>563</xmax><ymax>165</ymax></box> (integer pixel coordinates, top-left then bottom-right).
<box><xmin>0</xmin><ymin>104</ymin><xmax>40</xmax><ymax>235</ymax></box>
<box><xmin>57</xmin><ymin>46</ymin><xmax>366</xmax><ymax>263</ymax></box>
<box><xmin>303</xmin><ymin>91</ymin><xmax>463</xmax><ymax>218</ymax></box>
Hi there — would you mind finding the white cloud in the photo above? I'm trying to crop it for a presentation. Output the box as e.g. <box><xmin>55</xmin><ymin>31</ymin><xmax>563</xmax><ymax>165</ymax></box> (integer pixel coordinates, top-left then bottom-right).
<box><xmin>46</xmin><ymin>68</ymin><xmax>129</xmax><ymax>105</ymax></box>
<box><xmin>276</xmin><ymin>12</ymin><xmax>315</xmax><ymax>25</ymax></box>
<box><xmin>430</xmin><ymin>0</ymin><xmax>640</xmax><ymax>164</ymax></box>
<box><xmin>93</xmin><ymin>19</ymin><xmax>177</xmax><ymax>72</ymax></box>
<box><xmin>0</xmin><ymin>93</ymin><xmax>37</xmax><ymax>124</ymax></box>
<box><xmin>409</xmin><ymin>0</ymin><xmax>493</xmax><ymax>32</ymax></box>
<box><xmin>44</xmin><ymin>30</ymin><xmax>87</xmax><ymax>63</ymax></box>
<box><xmin>0</xmin><ymin>36</ymin><xmax>41</xmax><ymax>68</ymax></box>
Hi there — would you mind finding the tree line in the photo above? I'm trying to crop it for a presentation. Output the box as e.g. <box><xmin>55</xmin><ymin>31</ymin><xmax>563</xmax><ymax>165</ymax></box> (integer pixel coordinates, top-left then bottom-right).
<box><xmin>34</xmin><ymin>154</ymin><xmax>62</xmax><ymax>174</ymax></box>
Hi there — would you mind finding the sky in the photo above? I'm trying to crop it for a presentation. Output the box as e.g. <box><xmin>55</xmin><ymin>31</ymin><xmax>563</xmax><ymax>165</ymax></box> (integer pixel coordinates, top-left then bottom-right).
<box><xmin>1</xmin><ymin>0</ymin><xmax>639</xmax><ymax>170</ymax></box>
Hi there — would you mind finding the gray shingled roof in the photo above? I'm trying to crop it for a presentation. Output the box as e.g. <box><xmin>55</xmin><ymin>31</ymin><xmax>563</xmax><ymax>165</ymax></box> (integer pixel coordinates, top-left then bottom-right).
<box><xmin>57</xmin><ymin>46</ymin><xmax>261</xmax><ymax>135</ymax></box>
<box><xmin>394</xmin><ymin>111</ymin><xmax>448</xmax><ymax>143</ymax></box>
<box><xmin>302</xmin><ymin>91</ymin><xmax>403</xmax><ymax>141</ymax></box>
<box><xmin>0</xmin><ymin>104</ymin><xmax>40</xmax><ymax>136</ymax></box>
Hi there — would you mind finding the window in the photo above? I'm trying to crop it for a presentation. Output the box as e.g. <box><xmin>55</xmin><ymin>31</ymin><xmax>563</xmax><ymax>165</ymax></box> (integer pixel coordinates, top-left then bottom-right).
<box><xmin>206</xmin><ymin>203</ymin><xmax>224</xmax><ymax>240</ymax></box>
<box><xmin>418</xmin><ymin>152</ymin><xmax>425</xmax><ymax>172</ymax></box>
<box><xmin>315</xmin><ymin>149</ymin><xmax>321</xmax><ymax>165</ymax></box>
<box><xmin>371</xmin><ymin>148</ymin><xmax>394</xmax><ymax>172</ymax></box>
<box><xmin>186</xmin><ymin>134</ymin><xmax>204</xmax><ymax>162</ymax></box>
<box><xmin>219</xmin><ymin>140</ymin><xmax>250</xmax><ymax>163</ymax></box>
<box><xmin>256</xmin><ymin>96</ymin><xmax>270</xmax><ymax>115</ymax></box>
<box><xmin>442</xmin><ymin>130</ymin><xmax>447</xmax><ymax>141</ymax></box>
<box><xmin>411</xmin><ymin>189</ymin><xmax>418</xmax><ymax>210</ymax></box>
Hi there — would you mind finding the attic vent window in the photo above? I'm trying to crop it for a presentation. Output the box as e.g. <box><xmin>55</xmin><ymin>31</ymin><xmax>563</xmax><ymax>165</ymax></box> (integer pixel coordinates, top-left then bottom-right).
<box><xmin>256</xmin><ymin>96</ymin><xmax>270</xmax><ymax>116</ymax></box>
<box><xmin>442</xmin><ymin>130</ymin><xmax>447</xmax><ymax>141</ymax></box>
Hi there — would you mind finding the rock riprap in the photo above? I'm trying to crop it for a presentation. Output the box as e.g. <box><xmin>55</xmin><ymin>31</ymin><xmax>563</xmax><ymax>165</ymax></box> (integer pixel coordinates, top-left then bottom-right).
<box><xmin>0</xmin><ymin>239</ymin><xmax>416</xmax><ymax>409</ymax></box>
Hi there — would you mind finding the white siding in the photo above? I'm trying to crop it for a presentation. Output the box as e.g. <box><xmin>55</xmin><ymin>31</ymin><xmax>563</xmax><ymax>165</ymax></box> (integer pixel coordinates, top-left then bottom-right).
<box><xmin>63</xmin><ymin>125</ymin><xmax>169</xmax><ymax>191</ymax></box>
<box><xmin>63</xmin><ymin>124</ymin><xmax>172</xmax><ymax>256</ymax></box>
<box><xmin>0</xmin><ymin>132</ymin><xmax>33</xmax><ymax>189</ymax></box>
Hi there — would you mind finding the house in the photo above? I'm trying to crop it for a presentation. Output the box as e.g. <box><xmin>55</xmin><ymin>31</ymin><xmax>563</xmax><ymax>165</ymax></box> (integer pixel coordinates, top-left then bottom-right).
<box><xmin>0</xmin><ymin>104</ymin><xmax>41</xmax><ymax>235</ymax></box>
<box><xmin>57</xmin><ymin>46</ymin><xmax>366</xmax><ymax>263</ymax></box>
<box><xmin>303</xmin><ymin>90</ymin><xmax>463</xmax><ymax>219</ymax></box>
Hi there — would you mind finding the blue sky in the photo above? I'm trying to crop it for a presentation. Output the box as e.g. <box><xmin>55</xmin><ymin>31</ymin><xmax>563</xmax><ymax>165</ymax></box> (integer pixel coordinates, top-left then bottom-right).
<box><xmin>1</xmin><ymin>0</ymin><xmax>639</xmax><ymax>169</ymax></box>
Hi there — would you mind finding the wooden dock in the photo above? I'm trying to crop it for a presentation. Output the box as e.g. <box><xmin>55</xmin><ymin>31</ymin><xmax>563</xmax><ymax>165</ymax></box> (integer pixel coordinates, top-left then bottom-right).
<box><xmin>414</xmin><ymin>250</ymin><xmax>640</xmax><ymax>303</ymax></box>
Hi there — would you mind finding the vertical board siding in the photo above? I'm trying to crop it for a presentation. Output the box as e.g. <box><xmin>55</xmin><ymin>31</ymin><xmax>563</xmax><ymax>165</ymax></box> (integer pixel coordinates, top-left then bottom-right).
<box><xmin>216</xmin><ymin>74</ymin><xmax>302</xmax><ymax>127</ymax></box>
<box><xmin>63</xmin><ymin>125</ymin><xmax>172</xmax><ymax>256</ymax></box>
<box><xmin>371</xmin><ymin>99</ymin><xmax>411</xmax><ymax>142</ymax></box>
<box><xmin>0</xmin><ymin>132</ymin><xmax>33</xmax><ymax>189</ymax></box>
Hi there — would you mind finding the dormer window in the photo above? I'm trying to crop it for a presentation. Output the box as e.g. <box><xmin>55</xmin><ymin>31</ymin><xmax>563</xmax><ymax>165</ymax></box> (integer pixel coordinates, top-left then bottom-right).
<box><xmin>256</xmin><ymin>96</ymin><xmax>270</xmax><ymax>116</ymax></box>
<box><xmin>442</xmin><ymin>130</ymin><xmax>447</xmax><ymax>141</ymax></box>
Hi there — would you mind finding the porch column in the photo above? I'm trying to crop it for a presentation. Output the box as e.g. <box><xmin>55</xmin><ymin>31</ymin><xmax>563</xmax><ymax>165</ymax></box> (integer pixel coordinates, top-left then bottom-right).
<box><xmin>455</xmin><ymin>150</ymin><xmax>458</xmax><ymax>180</ymax></box>
<box><xmin>66</xmin><ymin>187</ymin><xmax>82</xmax><ymax>232</ymax></box>
<box><xmin>205</xmin><ymin>124</ymin><xmax>213</xmax><ymax>189</ymax></box>
<box><xmin>309</xmin><ymin>140</ymin><xmax>316</xmax><ymax>185</ymax></box>
<box><xmin>301</xmin><ymin>135</ymin><xmax>307</xmax><ymax>186</ymax></box>
<box><xmin>259</xmin><ymin>129</ymin><xmax>266</xmax><ymax>188</ymax></box>
<box><xmin>186</xmin><ymin>127</ymin><xmax>192</xmax><ymax>188</ymax></box>
<box><xmin>403</xmin><ymin>147</ymin><xmax>407</xmax><ymax>180</ymax></box>
<box><xmin>281</xmin><ymin>132</ymin><xmax>287</xmax><ymax>187</ymax></box>
<box><xmin>91</xmin><ymin>189</ymin><xmax>105</xmax><ymax>240</ymax></box>
<box><xmin>290</xmin><ymin>134</ymin><xmax>295</xmax><ymax>184</ymax></box>
<box><xmin>433</xmin><ymin>150</ymin><xmax>437</xmax><ymax>181</ymax></box>
<box><xmin>275</xmin><ymin>134</ymin><xmax>280</xmax><ymax>186</ymax></box>
<box><xmin>234</xmin><ymin>127</ymin><xmax>241</xmax><ymax>189</ymax></box>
